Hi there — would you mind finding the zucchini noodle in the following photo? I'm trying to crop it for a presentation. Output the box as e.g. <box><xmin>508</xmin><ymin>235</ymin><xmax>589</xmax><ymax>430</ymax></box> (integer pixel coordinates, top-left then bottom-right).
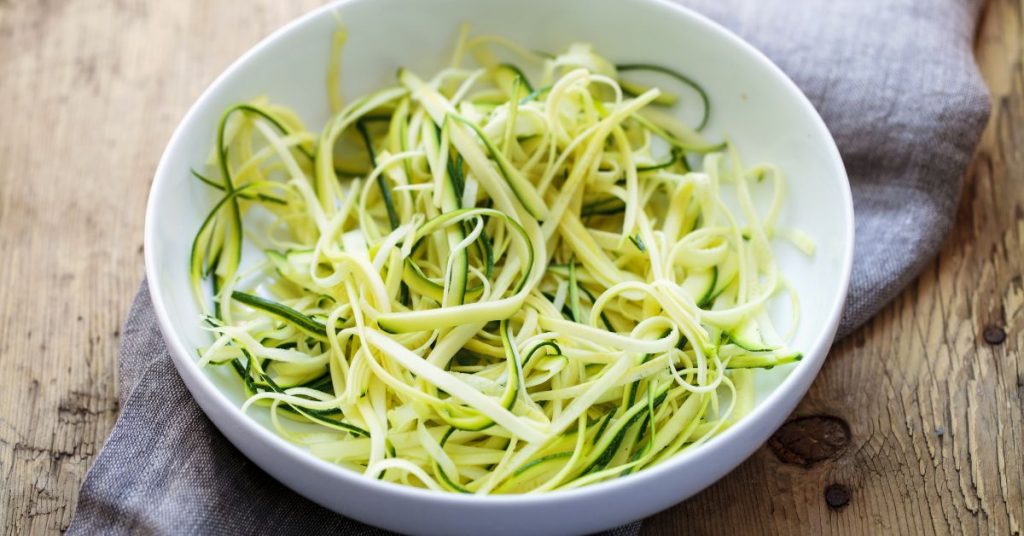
<box><xmin>190</xmin><ymin>27</ymin><xmax>809</xmax><ymax>494</ymax></box>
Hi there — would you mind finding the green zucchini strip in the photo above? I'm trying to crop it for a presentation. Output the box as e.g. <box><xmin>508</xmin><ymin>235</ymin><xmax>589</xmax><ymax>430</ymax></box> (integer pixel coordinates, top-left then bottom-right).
<box><xmin>189</xmin><ymin>27</ymin><xmax>809</xmax><ymax>495</ymax></box>
<box><xmin>617</xmin><ymin>63</ymin><xmax>711</xmax><ymax>131</ymax></box>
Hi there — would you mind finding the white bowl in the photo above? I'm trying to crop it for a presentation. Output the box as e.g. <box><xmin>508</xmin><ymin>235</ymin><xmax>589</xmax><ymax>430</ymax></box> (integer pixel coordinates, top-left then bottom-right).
<box><xmin>145</xmin><ymin>0</ymin><xmax>854</xmax><ymax>534</ymax></box>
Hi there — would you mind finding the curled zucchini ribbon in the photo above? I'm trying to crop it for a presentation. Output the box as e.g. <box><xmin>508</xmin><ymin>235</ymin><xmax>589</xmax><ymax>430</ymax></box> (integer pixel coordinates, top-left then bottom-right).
<box><xmin>189</xmin><ymin>28</ymin><xmax>808</xmax><ymax>494</ymax></box>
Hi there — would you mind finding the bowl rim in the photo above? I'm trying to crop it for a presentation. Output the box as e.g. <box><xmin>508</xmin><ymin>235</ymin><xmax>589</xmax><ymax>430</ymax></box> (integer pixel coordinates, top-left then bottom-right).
<box><xmin>144</xmin><ymin>0</ymin><xmax>854</xmax><ymax>508</ymax></box>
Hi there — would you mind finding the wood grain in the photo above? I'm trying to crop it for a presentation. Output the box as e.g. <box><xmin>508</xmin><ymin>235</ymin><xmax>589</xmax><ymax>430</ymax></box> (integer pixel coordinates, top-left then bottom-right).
<box><xmin>0</xmin><ymin>0</ymin><xmax>1019</xmax><ymax>534</ymax></box>
<box><xmin>0</xmin><ymin>1</ymin><xmax>321</xmax><ymax>533</ymax></box>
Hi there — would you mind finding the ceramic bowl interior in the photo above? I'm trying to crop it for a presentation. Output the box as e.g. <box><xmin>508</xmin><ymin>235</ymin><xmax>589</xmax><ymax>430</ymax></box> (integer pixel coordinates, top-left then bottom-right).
<box><xmin>145</xmin><ymin>0</ymin><xmax>853</xmax><ymax>534</ymax></box>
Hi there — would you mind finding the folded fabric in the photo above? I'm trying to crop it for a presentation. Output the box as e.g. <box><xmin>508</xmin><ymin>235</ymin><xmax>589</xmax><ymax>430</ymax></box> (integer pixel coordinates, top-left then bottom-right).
<box><xmin>68</xmin><ymin>0</ymin><xmax>990</xmax><ymax>534</ymax></box>
<box><xmin>684</xmin><ymin>0</ymin><xmax>990</xmax><ymax>336</ymax></box>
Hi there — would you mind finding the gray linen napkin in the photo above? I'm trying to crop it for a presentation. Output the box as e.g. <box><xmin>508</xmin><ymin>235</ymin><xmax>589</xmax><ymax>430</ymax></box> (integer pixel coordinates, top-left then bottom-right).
<box><xmin>69</xmin><ymin>0</ymin><xmax>991</xmax><ymax>534</ymax></box>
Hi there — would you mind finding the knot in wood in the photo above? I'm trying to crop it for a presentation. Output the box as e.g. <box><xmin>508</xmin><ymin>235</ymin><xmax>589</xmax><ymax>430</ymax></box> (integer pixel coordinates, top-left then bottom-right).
<box><xmin>983</xmin><ymin>325</ymin><xmax>1006</xmax><ymax>345</ymax></box>
<box><xmin>824</xmin><ymin>483</ymin><xmax>851</xmax><ymax>509</ymax></box>
<box><xmin>768</xmin><ymin>415</ymin><xmax>851</xmax><ymax>467</ymax></box>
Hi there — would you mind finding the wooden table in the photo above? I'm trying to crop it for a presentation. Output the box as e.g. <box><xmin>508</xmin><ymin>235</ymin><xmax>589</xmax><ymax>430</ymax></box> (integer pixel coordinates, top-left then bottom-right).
<box><xmin>0</xmin><ymin>0</ymin><xmax>1019</xmax><ymax>533</ymax></box>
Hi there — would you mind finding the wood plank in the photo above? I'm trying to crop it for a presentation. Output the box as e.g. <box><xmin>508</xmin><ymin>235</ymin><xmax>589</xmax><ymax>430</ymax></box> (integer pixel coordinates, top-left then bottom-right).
<box><xmin>644</xmin><ymin>0</ymin><xmax>1024</xmax><ymax>533</ymax></box>
<box><xmin>0</xmin><ymin>1</ymin><xmax>321</xmax><ymax>533</ymax></box>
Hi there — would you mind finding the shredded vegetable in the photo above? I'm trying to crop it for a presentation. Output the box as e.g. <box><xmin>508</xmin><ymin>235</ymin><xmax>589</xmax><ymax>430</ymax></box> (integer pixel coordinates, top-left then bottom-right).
<box><xmin>190</xmin><ymin>27</ymin><xmax>808</xmax><ymax>494</ymax></box>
